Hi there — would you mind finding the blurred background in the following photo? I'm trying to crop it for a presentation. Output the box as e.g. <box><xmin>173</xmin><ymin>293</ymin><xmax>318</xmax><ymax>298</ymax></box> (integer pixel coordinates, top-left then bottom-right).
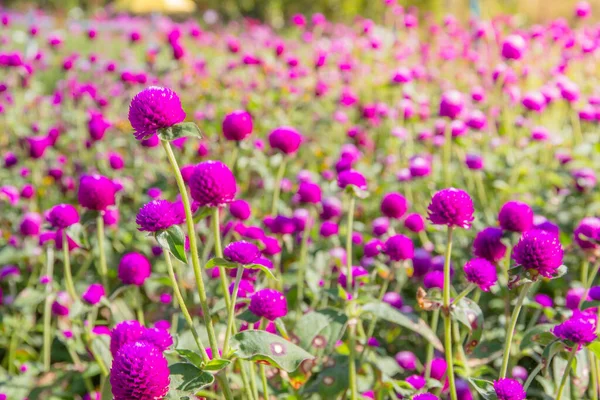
<box><xmin>2</xmin><ymin>0</ymin><xmax>600</xmax><ymax>24</ymax></box>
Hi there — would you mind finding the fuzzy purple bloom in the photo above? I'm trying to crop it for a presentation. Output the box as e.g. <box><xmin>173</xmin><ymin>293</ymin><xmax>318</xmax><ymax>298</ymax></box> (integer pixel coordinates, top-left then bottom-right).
<box><xmin>380</xmin><ymin>192</ymin><xmax>408</xmax><ymax>219</ymax></box>
<box><xmin>498</xmin><ymin>201</ymin><xmax>533</xmax><ymax>233</ymax></box>
<box><xmin>47</xmin><ymin>204</ymin><xmax>80</xmax><ymax>229</ymax></box>
<box><xmin>136</xmin><ymin>200</ymin><xmax>177</xmax><ymax>232</ymax></box>
<box><xmin>139</xmin><ymin>327</ymin><xmax>173</xmax><ymax>351</ymax></box>
<box><xmin>223</xmin><ymin>241</ymin><xmax>261</xmax><ymax>265</ymax></box>
<box><xmin>297</xmin><ymin>181</ymin><xmax>322</xmax><ymax>204</ymax></box>
<box><xmin>249</xmin><ymin>288</ymin><xmax>288</xmax><ymax>320</ymax></box>
<box><xmin>384</xmin><ymin>234</ymin><xmax>414</xmax><ymax>261</ymax></box>
<box><xmin>269</xmin><ymin>126</ymin><xmax>303</xmax><ymax>154</ymax></box>
<box><xmin>20</xmin><ymin>212</ymin><xmax>42</xmax><ymax>236</ymax></box>
<box><xmin>574</xmin><ymin>217</ymin><xmax>600</xmax><ymax>250</ymax></box>
<box><xmin>413</xmin><ymin>394</ymin><xmax>440</xmax><ymax>400</ymax></box>
<box><xmin>229</xmin><ymin>199</ymin><xmax>251</xmax><ymax>220</ymax></box>
<box><xmin>395</xmin><ymin>351</ymin><xmax>416</xmax><ymax>370</ymax></box>
<box><xmin>473</xmin><ymin>227</ymin><xmax>507</xmax><ymax>262</ymax></box>
<box><xmin>78</xmin><ymin>175</ymin><xmax>116</xmax><ymax>211</ymax></box>
<box><xmin>493</xmin><ymin>378</ymin><xmax>526</xmax><ymax>400</ymax></box>
<box><xmin>428</xmin><ymin>188</ymin><xmax>474</xmax><ymax>229</ymax></box>
<box><xmin>551</xmin><ymin>311</ymin><xmax>597</xmax><ymax>347</ymax></box>
<box><xmin>118</xmin><ymin>253</ymin><xmax>152</xmax><ymax>286</ymax></box>
<box><xmin>110</xmin><ymin>320</ymin><xmax>146</xmax><ymax>356</ymax></box>
<box><xmin>337</xmin><ymin>169</ymin><xmax>367</xmax><ymax>191</ymax></box>
<box><xmin>189</xmin><ymin>161</ymin><xmax>237</xmax><ymax>207</ymax></box>
<box><xmin>128</xmin><ymin>86</ymin><xmax>186</xmax><ymax>140</ymax></box>
<box><xmin>512</xmin><ymin>229</ymin><xmax>564</xmax><ymax>278</ymax></box>
<box><xmin>82</xmin><ymin>283</ymin><xmax>105</xmax><ymax>305</ymax></box>
<box><xmin>222</xmin><ymin>110</ymin><xmax>253</xmax><ymax>141</ymax></box>
<box><xmin>382</xmin><ymin>292</ymin><xmax>403</xmax><ymax>309</ymax></box>
<box><xmin>464</xmin><ymin>258</ymin><xmax>498</xmax><ymax>291</ymax></box>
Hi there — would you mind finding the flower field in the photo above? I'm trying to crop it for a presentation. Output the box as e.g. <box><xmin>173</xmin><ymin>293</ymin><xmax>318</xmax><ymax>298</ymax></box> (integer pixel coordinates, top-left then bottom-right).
<box><xmin>2</xmin><ymin>2</ymin><xmax>600</xmax><ymax>399</ymax></box>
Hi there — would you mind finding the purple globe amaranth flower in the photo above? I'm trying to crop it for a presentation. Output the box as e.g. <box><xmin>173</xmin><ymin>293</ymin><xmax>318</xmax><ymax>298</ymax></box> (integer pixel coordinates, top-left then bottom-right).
<box><xmin>297</xmin><ymin>181</ymin><xmax>322</xmax><ymax>204</ymax></box>
<box><xmin>424</xmin><ymin>271</ymin><xmax>444</xmax><ymax>289</ymax></box>
<box><xmin>493</xmin><ymin>378</ymin><xmax>526</xmax><ymax>400</ymax></box>
<box><xmin>574</xmin><ymin>217</ymin><xmax>600</xmax><ymax>250</ymax></box>
<box><xmin>269</xmin><ymin>126</ymin><xmax>303</xmax><ymax>155</ymax></box>
<box><xmin>535</xmin><ymin>293</ymin><xmax>554</xmax><ymax>308</ymax></box>
<box><xmin>575</xmin><ymin>1</ymin><xmax>591</xmax><ymax>18</ymax></box>
<box><xmin>427</xmin><ymin>358</ymin><xmax>447</xmax><ymax>381</ymax></box>
<box><xmin>139</xmin><ymin>327</ymin><xmax>173</xmax><ymax>351</ymax></box>
<box><xmin>512</xmin><ymin>229</ymin><xmax>564</xmax><ymax>278</ymax></box>
<box><xmin>465</xmin><ymin>153</ymin><xmax>484</xmax><ymax>170</ymax></box>
<box><xmin>464</xmin><ymin>258</ymin><xmax>498</xmax><ymax>292</ymax></box>
<box><xmin>338</xmin><ymin>266</ymin><xmax>369</xmax><ymax>289</ymax></box>
<box><xmin>110</xmin><ymin>320</ymin><xmax>146</xmax><ymax>356</ymax></box>
<box><xmin>551</xmin><ymin>311</ymin><xmax>597</xmax><ymax>347</ymax></box>
<box><xmin>590</xmin><ymin>286</ymin><xmax>600</xmax><ymax>301</ymax></box>
<box><xmin>222</xmin><ymin>110</ymin><xmax>253</xmax><ymax>141</ymax></box>
<box><xmin>498</xmin><ymin>201</ymin><xmax>533</xmax><ymax>233</ymax></box>
<box><xmin>118</xmin><ymin>252</ymin><xmax>152</xmax><ymax>286</ymax></box>
<box><xmin>439</xmin><ymin>90</ymin><xmax>464</xmax><ymax>119</ymax></box>
<box><xmin>321</xmin><ymin>197</ymin><xmax>342</xmax><ymax>220</ymax></box>
<box><xmin>189</xmin><ymin>161</ymin><xmax>237</xmax><ymax>207</ymax></box>
<box><xmin>337</xmin><ymin>169</ymin><xmax>367</xmax><ymax>191</ymax></box>
<box><xmin>20</xmin><ymin>212</ymin><xmax>42</xmax><ymax>236</ymax></box>
<box><xmin>406</xmin><ymin>374</ymin><xmax>426</xmax><ymax>390</ymax></box>
<box><xmin>223</xmin><ymin>241</ymin><xmax>261</xmax><ymax>265</ymax></box>
<box><xmin>456</xmin><ymin>379</ymin><xmax>473</xmax><ymax>400</ymax></box>
<box><xmin>47</xmin><ymin>204</ymin><xmax>80</xmax><ymax>229</ymax></box>
<box><xmin>364</xmin><ymin>239</ymin><xmax>384</xmax><ymax>257</ymax></box>
<box><xmin>412</xmin><ymin>394</ymin><xmax>440</xmax><ymax>400</ymax></box>
<box><xmin>565</xmin><ymin>287</ymin><xmax>587</xmax><ymax>310</ymax></box>
<box><xmin>319</xmin><ymin>221</ymin><xmax>339</xmax><ymax>237</ymax></box>
<box><xmin>249</xmin><ymin>288</ymin><xmax>288</xmax><ymax>320</ymax></box>
<box><xmin>404</xmin><ymin>213</ymin><xmax>425</xmax><ymax>233</ymax></box>
<box><xmin>501</xmin><ymin>34</ymin><xmax>526</xmax><ymax>60</ymax></box>
<box><xmin>110</xmin><ymin>341</ymin><xmax>170</xmax><ymax>400</ymax></box>
<box><xmin>473</xmin><ymin>227</ymin><xmax>507</xmax><ymax>263</ymax></box>
<box><xmin>78</xmin><ymin>175</ymin><xmax>116</xmax><ymax>211</ymax></box>
<box><xmin>572</xmin><ymin>168</ymin><xmax>596</xmax><ymax>192</ymax></box>
<box><xmin>136</xmin><ymin>200</ymin><xmax>177</xmax><ymax>232</ymax></box>
<box><xmin>229</xmin><ymin>199</ymin><xmax>251</xmax><ymax>220</ymax></box>
<box><xmin>384</xmin><ymin>234</ymin><xmax>414</xmax><ymax>261</ymax></box>
<box><xmin>229</xmin><ymin>279</ymin><xmax>255</xmax><ymax>298</ymax></box>
<box><xmin>128</xmin><ymin>86</ymin><xmax>186</xmax><ymax>140</ymax></box>
<box><xmin>380</xmin><ymin>192</ymin><xmax>408</xmax><ymax>219</ymax></box>
<box><xmin>395</xmin><ymin>351</ymin><xmax>416</xmax><ymax>370</ymax></box>
<box><xmin>427</xmin><ymin>188</ymin><xmax>474</xmax><ymax>229</ymax></box>
<box><xmin>382</xmin><ymin>292</ymin><xmax>403</xmax><ymax>309</ymax></box>
<box><xmin>82</xmin><ymin>283</ymin><xmax>105</xmax><ymax>305</ymax></box>
<box><xmin>511</xmin><ymin>366</ymin><xmax>528</xmax><ymax>382</ymax></box>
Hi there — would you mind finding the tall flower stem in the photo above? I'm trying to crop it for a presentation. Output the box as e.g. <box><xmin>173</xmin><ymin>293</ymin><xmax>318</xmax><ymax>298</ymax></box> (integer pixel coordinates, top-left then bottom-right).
<box><xmin>424</xmin><ymin>308</ymin><xmax>440</xmax><ymax>381</ymax></box>
<box><xmin>161</xmin><ymin>141</ymin><xmax>231</xmax><ymax>397</ymax></box>
<box><xmin>259</xmin><ymin>320</ymin><xmax>270</xmax><ymax>399</ymax></box>
<box><xmin>295</xmin><ymin>207</ymin><xmax>313</xmax><ymax>318</ymax></box>
<box><xmin>346</xmin><ymin>195</ymin><xmax>357</xmax><ymax>400</ymax></box>
<box><xmin>62</xmin><ymin>230</ymin><xmax>77</xmax><ymax>301</ymax></box>
<box><xmin>211</xmin><ymin>207</ymin><xmax>231</xmax><ymax>309</ymax></box>
<box><xmin>164</xmin><ymin>250</ymin><xmax>209</xmax><ymax>362</ymax></box>
<box><xmin>499</xmin><ymin>281</ymin><xmax>532</xmax><ymax>379</ymax></box>
<box><xmin>443</xmin><ymin>124</ymin><xmax>452</xmax><ymax>187</ymax></box>
<box><xmin>223</xmin><ymin>265</ymin><xmax>243</xmax><ymax>355</ymax></box>
<box><xmin>96</xmin><ymin>215</ymin><xmax>109</xmax><ymax>289</ymax></box>
<box><xmin>580</xmin><ymin>262</ymin><xmax>600</xmax><ymax>309</ymax></box>
<box><xmin>271</xmin><ymin>157</ymin><xmax>287</xmax><ymax>215</ymax></box>
<box><xmin>556</xmin><ymin>346</ymin><xmax>578</xmax><ymax>400</ymax></box>
<box><xmin>442</xmin><ymin>226</ymin><xmax>458</xmax><ymax>400</ymax></box>
<box><xmin>452</xmin><ymin>284</ymin><xmax>476</xmax><ymax>304</ymax></box>
<box><xmin>42</xmin><ymin>246</ymin><xmax>54</xmax><ymax>371</ymax></box>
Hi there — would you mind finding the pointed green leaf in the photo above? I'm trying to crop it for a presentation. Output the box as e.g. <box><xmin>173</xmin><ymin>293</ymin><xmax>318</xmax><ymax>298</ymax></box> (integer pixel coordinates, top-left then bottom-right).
<box><xmin>176</xmin><ymin>349</ymin><xmax>204</xmax><ymax>369</ymax></box>
<box><xmin>203</xmin><ymin>358</ymin><xmax>231</xmax><ymax>372</ymax></box>
<box><xmin>236</xmin><ymin>308</ymin><xmax>260</xmax><ymax>323</ymax></box>
<box><xmin>245</xmin><ymin>263</ymin><xmax>277</xmax><ymax>280</ymax></box>
<box><xmin>205</xmin><ymin>257</ymin><xmax>238</xmax><ymax>269</ymax></box>
<box><xmin>168</xmin><ymin>363</ymin><xmax>214</xmax><ymax>396</ymax></box>
<box><xmin>158</xmin><ymin>122</ymin><xmax>202</xmax><ymax>141</ymax></box>
<box><xmin>294</xmin><ymin>308</ymin><xmax>348</xmax><ymax>354</ymax></box>
<box><xmin>451</xmin><ymin>297</ymin><xmax>484</xmax><ymax>354</ymax></box>
<box><xmin>156</xmin><ymin>226</ymin><xmax>187</xmax><ymax>264</ymax></box>
<box><xmin>468</xmin><ymin>378</ymin><xmax>496</xmax><ymax>399</ymax></box>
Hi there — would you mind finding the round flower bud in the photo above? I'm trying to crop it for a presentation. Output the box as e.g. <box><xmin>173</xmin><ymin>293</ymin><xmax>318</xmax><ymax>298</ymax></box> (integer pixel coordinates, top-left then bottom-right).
<box><xmin>427</xmin><ymin>188</ymin><xmax>474</xmax><ymax>229</ymax></box>
<box><xmin>501</xmin><ymin>35</ymin><xmax>526</xmax><ymax>60</ymax></box>
<box><xmin>223</xmin><ymin>241</ymin><xmax>261</xmax><ymax>265</ymax></box>
<box><xmin>404</xmin><ymin>213</ymin><xmax>425</xmax><ymax>233</ymax></box>
<box><xmin>136</xmin><ymin>200</ymin><xmax>176</xmax><ymax>232</ymax></box>
<box><xmin>128</xmin><ymin>86</ymin><xmax>186</xmax><ymax>140</ymax></box>
<box><xmin>118</xmin><ymin>253</ymin><xmax>152</xmax><ymax>286</ymax></box>
<box><xmin>222</xmin><ymin>110</ymin><xmax>253</xmax><ymax>141</ymax></box>
<box><xmin>464</xmin><ymin>258</ymin><xmax>498</xmax><ymax>292</ymax></box>
<box><xmin>493</xmin><ymin>378</ymin><xmax>526</xmax><ymax>400</ymax></box>
<box><xmin>574</xmin><ymin>217</ymin><xmax>600</xmax><ymax>250</ymax></box>
<box><xmin>395</xmin><ymin>351</ymin><xmax>416</xmax><ymax>370</ymax></box>
<box><xmin>297</xmin><ymin>181</ymin><xmax>322</xmax><ymax>204</ymax></box>
<box><xmin>47</xmin><ymin>204</ymin><xmax>80</xmax><ymax>229</ymax></box>
<box><xmin>82</xmin><ymin>283</ymin><xmax>105</xmax><ymax>305</ymax></box>
<box><xmin>337</xmin><ymin>169</ymin><xmax>367</xmax><ymax>191</ymax></box>
<box><xmin>269</xmin><ymin>126</ymin><xmax>302</xmax><ymax>155</ymax></box>
<box><xmin>473</xmin><ymin>227</ymin><xmax>507</xmax><ymax>263</ymax></box>
<box><xmin>380</xmin><ymin>192</ymin><xmax>408</xmax><ymax>219</ymax></box>
<box><xmin>189</xmin><ymin>161</ymin><xmax>237</xmax><ymax>207</ymax></box>
<box><xmin>78</xmin><ymin>175</ymin><xmax>116</xmax><ymax>211</ymax></box>
<box><xmin>552</xmin><ymin>311</ymin><xmax>597</xmax><ymax>347</ymax></box>
<box><xmin>249</xmin><ymin>288</ymin><xmax>288</xmax><ymax>320</ymax></box>
<box><xmin>512</xmin><ymin>230</ymin><xmax>564</xmax><ymax>278</ymax></box>
<box><xmin>384</xmin><ymin>234</ymin><xmax>414</xmax><ymax>261</ymax></box>
<box><xmin>498</xmin><ymin>201</ymin><xmax>533</xmax><ymax>233</ymax></box>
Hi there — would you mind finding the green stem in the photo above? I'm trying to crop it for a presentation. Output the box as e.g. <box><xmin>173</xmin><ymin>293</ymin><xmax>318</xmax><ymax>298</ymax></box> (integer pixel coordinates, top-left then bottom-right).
<box><xmin>346</xmin><ymin>196</ymin><xmax>356</xmax><ymax>294</ymax></box>
<box><xmin>523</xmin><ymin>362</ymin><xmax>543</xmax><ymax>391</ymax></box>
<box><xmin>260</xmin><ymin>364</ymin><xmax>269</xmax><ymax>399</ymax></box>
<box><xmin>96</xmin><ymin>215</ymin><xmax>109</xmax><ymax>289</ymax></box>
<box><xmin>424</xmin><ymin>308</ymin><xmax>440</xmax><ymax>381</ymax></box>
<box><xmin>164</xmin><ymin>250</ymin><xmax>209</xmax><ymax>362</ymax></box>
<box><xmin>348</xmin><ymin>321</ymin><xmax>358</xmax><ymax>400</ymax></box>
<box><xmin>135</xmin><ymin>286</ymin><xmax>145</xmax><ymax>325</ymax></box>
<box><xmin>271</xmin><ymin>157</ymin><xmax>287</xmax><ymax>215</ymax></box>
<box><xmin>42</xmin><ymin>246</ymin><xmax>54</xmax><ymax>371</ymax></box>
<box><xmin>62</xmin><ymin>230</ymin><xmax>77</xmax><ymax>301</ymax></box>
<box><xmin>590</xmin><ymin>350</ymin><xmax>598</xmax><ymax>400</ymax></box>
<box><xmin>296</xmin><ymin>208</ymin><xmax>312</xmax><ymax>318</ymax></box>
<box><xmin>556</xmin><ymin>346</ymin><xmax>578</xmax><ymax>400</ymax></box>
<box><xmin>499</xmin><ymin>282</ymin><xmax>532</xmax><ymax>379</ymax></box>
<box><xmin>580</xmin><ymin>262</ymin><xmax>600</xmax><ymax>309</ymax></box>
<box><xmin>238</xmin><ymin>359</ymin><xmax>256</xmax><ymax>400</ymax></box>
<box><xmin>223</xmin><ymin>265</ymin><xmax>243</xmax><ymax>355</ymax></box>
<box><xmin>443</xmin><ymin>123</ymin><xmax>452</xmax><ymax>187</ymax></box>
<box><xmin>452</xmin><ymin>284</ymin><xmax>476</xmax><ymax>304</ymax></box>
<box><xmin>161</xmin><ymin>141</ymin><xmax>221</xmax><ymax>361</ymax></box>
<box><xmin>249</xmin><ymin>358</ymin><xmax>259</xmax><ymax>400</ymax></box>
<box><xmin>212</xmin><ymin>207</ymin><xmax>231</xmax><ymax>309</ymax></box>
<box><xmin>582</xmin><ymin>259</ymin><xmax>590</xmax><ymax>286</ymax></box>
<box><xmin>442</xmin><ymin>227</ymin><xmax>458</xmax><ymax>400</ymax></box>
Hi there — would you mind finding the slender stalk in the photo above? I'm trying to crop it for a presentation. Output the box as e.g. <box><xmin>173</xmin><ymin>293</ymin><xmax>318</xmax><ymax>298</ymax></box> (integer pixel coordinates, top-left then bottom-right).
<box><xmin>260</xmin><ymin>364</ymin><xmax>269</xmax><ymax>399</ymax></box>
<box><xmin>96</xmin><ymin>215</ymin><xmax>109</xmax><ymax>289</ymax></box>
<box><xmin>211</xmin><ymin>207</ymin><xmax>231</xmax><ymax>309</ymax></box>
<box><xmin>590</xmin><ymin>350</ymin><xmax>598</xmax><ymax>400</ymax></box>
<box><xmin>161</xmin><ymin>141</ymin><xmax>227</xmax><ymax>390</ymax></box>
<box><xmin>580</xmin><ymin>262</ymin><xmax>600</xmax><ymax>309</ymax></box>
<box><xmin>424</xmin><ymin>308</ymin><xmax>440</xmax><ymax>381</ymax></box>
<box><xmin>42</xmin><ymin>246</ymin><xmax>54</xmax><ymax>371</ymax></box>
<box><xmin>523</xmin><ymin>362</ymin><xmax>543</xmax><ymax>391</ymax></box>
<box><xmin>238</xmin><ymin>359</ymin><xmax>256</xmax><ymax>400</ymax></box>
<box><xmin>135</xmin><ymin>286</ymin><xmax>145</xmax><ymax>325</ymax></box>
<box><xmin>296</xmin><ymin>208</ymin><xmax>312</xmax><ymax>318</ymax></box>
<box><xmin>452</xmin><ymin>284</ymin><xmax>476</xmax><ymax>304</ymax></box>
<box><xmin>62</xmin><ymin>230</ymin><xmax>77</xmax><ymax>301</ymax></box>
<box><xmin>223</xmin><ymin>265</ymin><xmax>243</xmax><ymax>354</ymax></box>
<box><xmin>346</xmin><ymin>196</ymin><xmax>356</xmax><ymax>294</ymax></box>
<box><xmin>348</xmin><ymin>321</ymin><xmax>358</xmax><ymax>400</ymax></box>
<box><xmin>164</xmin><ymin>250</ymin><xmax>209</xmax><ymax>362</ymax></box>
<box><xmin>499</xmin><ymin>282</ymin><xmax>532</xmax><ymax>379</ymax></box>
<box><xmin>85</xmin><ymin>308</ymin><xmax>109</xmax><ymax>377</ymax></box>
<box><xmin>442</xmin><ymin>227</ymin><xmax>458</xmax><ymax>400</ymax></box>
<box><xmin>443</xmin><ymin>123</ymin><xmax>452</xmax><ymax>187</ymax></box>
<box><xmin>271</xmin><ymin>157</ymin><xmax>287</xmax><ymax>215</ymax></box>
<box><xmin>249</xmin><ymin>358</ymin><xmax>259</xmax><ymax>400</ymax></box>
<box><xmin>556</xmin><ymin>346</ymin><xmax>578</xmax><ymax>400</ymax></box>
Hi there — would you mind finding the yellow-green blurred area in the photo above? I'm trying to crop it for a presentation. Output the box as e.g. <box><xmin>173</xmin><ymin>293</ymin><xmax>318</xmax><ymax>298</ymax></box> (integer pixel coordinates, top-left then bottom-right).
<box><xmin>4</xmin><ymin>0</ymin><xmax>600</xmax><ymax>23</ymax></box>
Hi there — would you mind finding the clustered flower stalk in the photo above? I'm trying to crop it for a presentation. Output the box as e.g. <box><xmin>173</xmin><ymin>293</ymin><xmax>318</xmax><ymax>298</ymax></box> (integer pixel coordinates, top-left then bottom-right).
<box><xmin>62</xmin><ymin>230</ymin><xmax>77</xmax><ymax>301</ymax></box>
<box><xmin>96</xmin><ymin>214</ymin><xmax>109</xmax><ymax>289</ymax></box>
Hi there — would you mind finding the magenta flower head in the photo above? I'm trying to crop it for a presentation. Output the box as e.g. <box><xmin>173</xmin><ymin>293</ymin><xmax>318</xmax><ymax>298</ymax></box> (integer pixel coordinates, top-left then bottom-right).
<box><xmin>128</xmin><ymin>86</ymin><xmax>186</xmax><ymax>140</ymax></box>
<box><xmin>78</xmin><ymin>175</ymin><xmax>116</xmax><ymax>211</ymax></box>
<box><xmin>229</xmin><ymin>199</ymin><xmax>251</xmax><ymax>220</ymax></box>
<box><xmin>118</xmin><ymin>252</ymin><xmax>152</xmax><ymax>286</ymax></box>
<box><xmin>383</xmin><ymin>292</ymin><xmax>403</xmax><ymax>309</ymax></box>
<box><xmin>139</xmin><ymin>327</ymin><xmax>174</xmax><ymax>351</ymax></box>
<box><xmin>297</xmin><ymin>181</ymin><xmax>322</xmax><ymax>204</ymax></box>
<box><xmin>223</xmin><ymin>241</ymin><xmax>261</xmax><ymax>265</ymax></box>
<box><xmin>427</xmin><ymin>188</ymin><xmax>474</xmax><ymax>229</ymax></box>
<box><xmin>574</xmin><ymin>217</ymin><xmax>600</xmax><ymax>250</ymax></box>
<box><xmin>136</xmin><ymin>200</ymin><xmax>176</xmax><ymax>232</ymax></box>
<box><xmin>110</xmin><ymin>341</ymin><xmax>170</xmax><ymax>400</ymax></box>
<box><xmin>439</xmin><ymin>90</ymin><xmax>464</xmax><ymax>119</ymax></box>
<box><xmin>20</xmin><ymin>212</ymin><xmax>42</xmax><ymax>236</ymax></box>
<box><xmin>473</xmin><ymin>227</ymin><xmax>507</xmax><ymax>263</ymax></box>
<box><xmin>501</xmin><ymin>34</ymin><xmax>526</xmax><ymax>60</ymax></box>
<box><xmin>412</xmin><ymin>394</ymin><xmax>439</xmax><ymax>400</ymax></box>
<box><xmin>498</xmin><ymin>201</ymin><xmax>533</xmax><ymax>233</ymax></box>
<box><xmin>512</xmin><ymin>230</ymin><xmax>564</xmax><ymax>278</ymax></box>
<box><xmin>380</xmin><ymin>192</ymin><xmax>408</xmax><ymax>219</ymax></box>
<box><xmin>268</xmin><ymin>127</ymin><xmax>303</xmax><ymax>155</ymax></box>
<box><xmin>575</xmin><ymin>1</ymin><xmax>592</xmax><ymax>18</ymax></box>
<box><xmin>384</xmin><ymin>235</ymin><xmax>414</xmax><ymax>261</ymax></box>
<box><xmin>337</xmin><ymin>169</ymin><xmax>367</xmax><ymax>191</ymax></box>
<box><xmin>249</xmin><ymin>288</ymin><xmax>288</xmax><ymax>320</ymax></box>
<box><xmin>493</xmin><ymin>378</ymin><xmax>526</xmax><ymax>400</ymax></box>
<box><xmin>464</xmin><ymin>258</ymin><xmax>498</xmax><ymax>292</ymax></box>
<box><xmin>82</xmin><ymin>283</ymin><xmax>105</xmax><ymax>305</ymax></box>
<box><xmin>189</xmin><ymin>161</ymin><xmax>237</xmax><ymax>207</ymax></box>
<box><xmin>222</xmin><ymin>110</ymin><xmax>253</xmax><ymax>141</ymax></box>
<box><xmin>552</xmin><ymin>311</ymin><xmax>597</xmax><ymax>347</ymax></box>
<box><xmin>404</xmin><ymin>213</ymin><xmax>425</xmax><ymax>233</ymax></box>
<box><xmin>47</xmin><ymin>204</ymin><xmax>80</xmax><ymax>229</ymax></box>
<box><xmin>395</xmin><ymin>351</ymin><xmax>416</xmax><ymax>370</ymax></box>
<box><xmin>110</xmin><ymin>320</ymin><xmax>145</xmax><ymax>356</ymax></box>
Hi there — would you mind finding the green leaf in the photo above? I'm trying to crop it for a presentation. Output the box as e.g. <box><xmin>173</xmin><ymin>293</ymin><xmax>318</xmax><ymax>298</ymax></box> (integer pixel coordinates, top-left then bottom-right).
<box><xmin>468</xmin><ymin>378</ymin><xmax>497</xmax><ymax>399</ymax></box>
<box><xmin>203</xmin><ymin>358</ymin><xmax>231</xmax><ymax>371</ymax></box>
<box><xmin>100</xmin><ymin>376</ymin><xmax>112</xmax><ymax>400</ymax></box>
<box><xmin>361</xmin><ymin>301</ymin><xmax>443</xmax><ymax>352</ymax></box>
<box><xmin>13</xmin><ymin>288</ymin><xmax>46</xmax><ymax>311</ymax></box>
<box><xmin>520</xmin><ymin>324</ymin><xmax>555</xmax><ymax>351</ymax></box>
<box><xmin>588</xmin><ymin>341</ymin><xmax>600</xmax><ymax>359</ymax></box>
<box><xmin>451</xmin><ymin>297</ymin><xmax>484</xmax><ymax>354</ymax></box>
<box><xmin>158</xmin><ymin>122</ymin><xmax>202</xmax><ymax>141</ymax></box>
<box><xmin>91</xmin><ymin>335</ymin><xmax>113</xmax><ymax>374</ymax></box>
<box><xmin>204</xmin><ymin>257</ymin><xmax>238</xmax><ymax>269</ymax></box>
<box><xmin>156</xmin><ymin>226</ymin><xmax>187</xmax><ymax>264</ymax></box>
<box><xmin>245</xmin><ymin>263</ymin><xmax>277</xmax><ymax>280</ymax></box>
<box><xmin>176</xmin><ymin>349</ymin><xmax>204</xmax><ymax>369</ymax></box>
<box><xmin>294</xmin><ymin>308</ymin><xmax>348</xmax><ymax>354</ymax></box>
<box><xmin>304</xmin><ymin>356</ymin><xmax>349</xmax><ymax>396</ymax></box>
<box><xmin>550</xmin><ymin>265</ymin><xmax>568</xmax><ymax>280</ymax></box>
<box><xmin>193</xmin><ymin>206</ymin><xmax>214</xmax><ymax>224</ymax></box>
<box><xmin>168</xmin><ymin>363</ymin><xmax>214</xmax><ymax>397</ymax></box>
<box><xmin>231</xmin><ymin>330</ymin><xmax>314</xmax><ymax>372</ymax></box>
<box><xmin>542</xmin><ymin>340</ymin><xmax>564</xmax><ymax>373</ymax></box>
<box><xmin>236</xmin><ymin>308</ymin><xmax>260</xmax><ymax>323</ymax></box>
